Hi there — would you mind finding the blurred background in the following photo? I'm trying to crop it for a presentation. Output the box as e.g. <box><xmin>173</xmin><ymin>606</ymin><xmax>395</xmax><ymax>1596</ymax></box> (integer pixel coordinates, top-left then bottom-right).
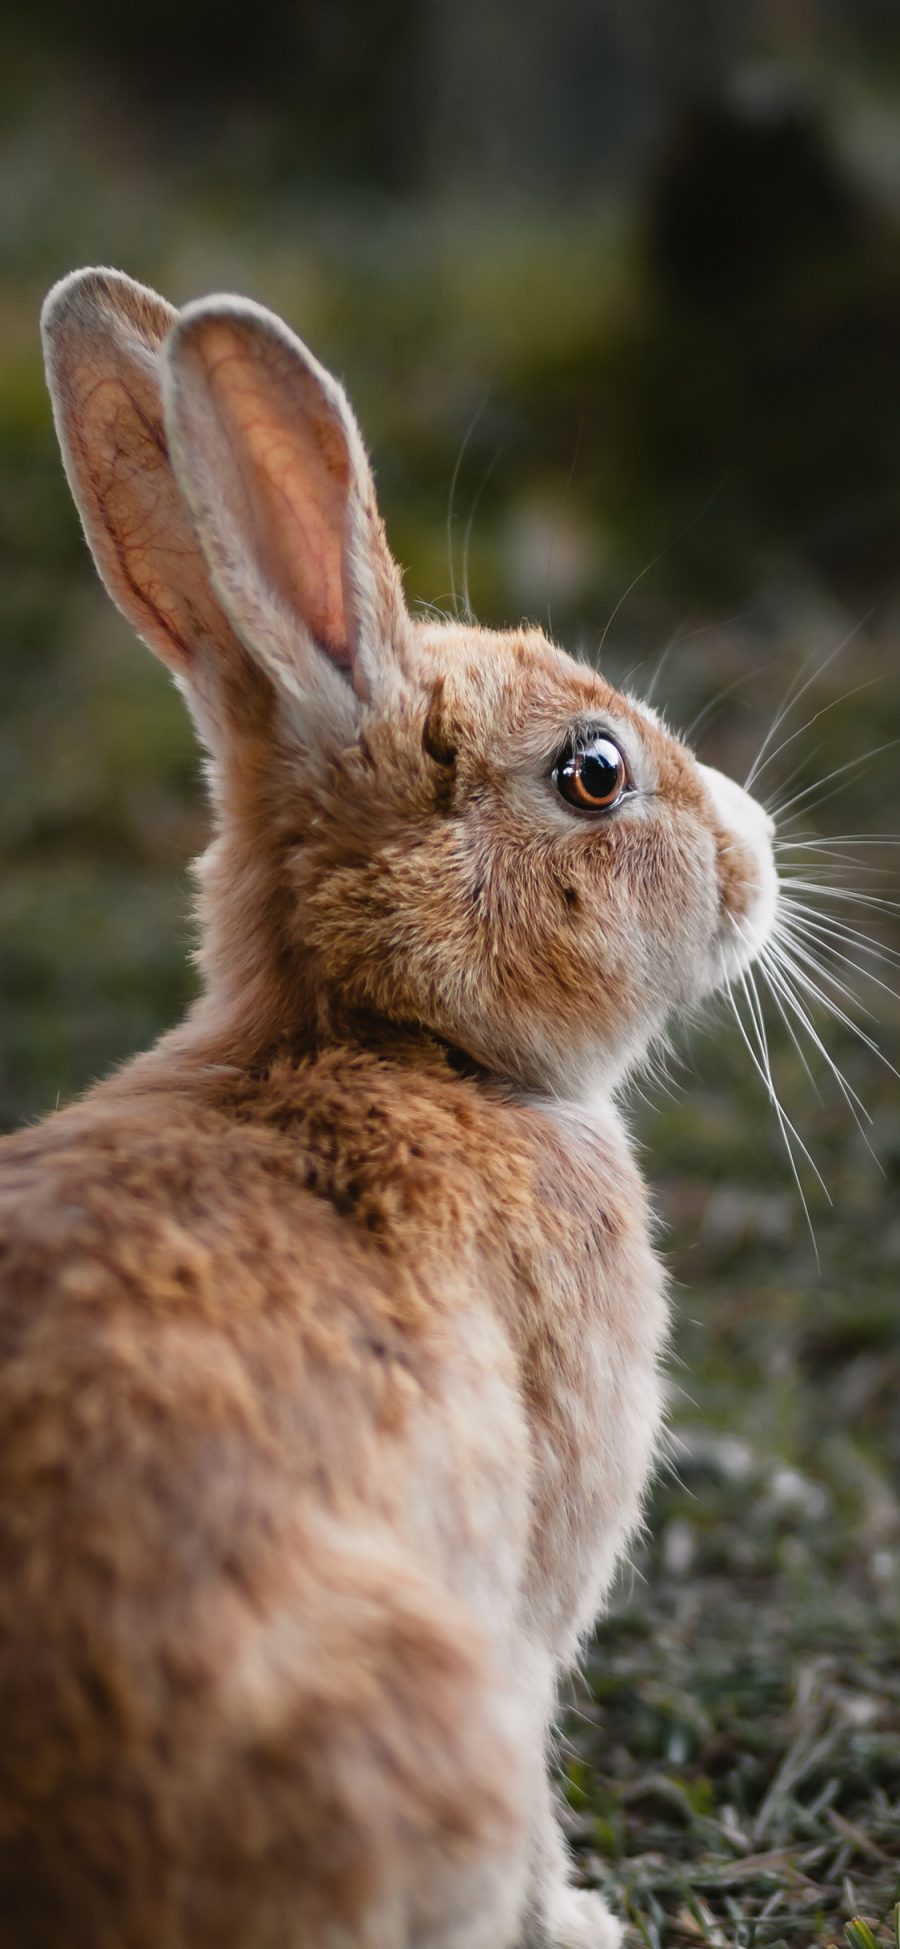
<box><xmin>1</xmin><ymin>2</ymin><xmax>898</xmax><ymax>1941</ymax></box>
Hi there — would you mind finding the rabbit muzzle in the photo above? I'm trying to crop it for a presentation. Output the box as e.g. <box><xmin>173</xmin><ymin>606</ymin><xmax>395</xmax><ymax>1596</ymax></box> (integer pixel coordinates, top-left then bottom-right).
<box><xmin>698</xmin><ymin>762</ymin><xmax>779</xmax><ymax>984</ymax></box>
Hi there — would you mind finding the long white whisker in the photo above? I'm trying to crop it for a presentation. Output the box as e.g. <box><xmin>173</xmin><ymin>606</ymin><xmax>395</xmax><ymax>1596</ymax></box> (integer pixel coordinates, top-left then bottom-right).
<box><xmin>597</xmin><ymin>481</ymin><xmax>726</xmax><ymax>663</ymax></box>
<box><xmin>776</xmin><ymin>851</ymin><xmax>899</xmax><ymax>883</ymax></box>
<box><xmin>776</xmin><ymin>910</ymin><xmax>900</xmax><ymax>992</ymax></box>
<box><xmin>772</xmin><ymin>938</ymin><xmax>900</xmax><ymax>1079</ymax></box>
<box><xmin>748</xmin><ymin>676</ymin><xmax>884</xmax><ymax>793</ymax></box>
<box><xmin>682</xmin><ymin>653</ymin><xmax>774</xmax><ymax>746</ymax></box>
<box><xmin>778</xmin><ymin>878</ymin><xmax>900</xmax><ymax>917</ymax></box>
<box><xmin>742</xmin><ymin>959</ymin><xmax>830</xmax><ymax>1196</ymax></box>
<box><xmin>762</xmin><ymin>746</ymin><xmax>825</xmax><ymax>818</ymax></box>
<box><xmin>730</xmin><ymin>958</ymin><xmax>824</xmax><ymax>1257</ymax></box>
<box><xmin>731</xmin><ymin>928</ymin><xmax>830</xmax><ymax>1187</ymax></box>
<box><xmin>744</xmin><ymin>615</ymin><xmax>871</xmax><ymax>791</ymax></box>
<box><xmin>775</xmin><ymin>847</ymin><xmax>899</xmax><ymax>873</ymax></box>
<box><xmin>776</xmin><ymin>902</ymin><xmax>900</xmax><ymax>972</ymax></box>
<box><xmin>461</xmin><ymin>446</ymin><xmax>500</xmax><ymax>626</ymax></box>
<box><xmin>445</xmin><ymin>393</ymin><xmax>488</xmax><ymax>621</ymax></box>
<box><xmin>761</xmin><ymin>948</ymin><xmax>883</xmax><ymax>1171</ymax></box>
<box><xmin>775</xmin><ymin>833</ymin><xmax>900</xmax><ymax>847</ymax></box>
<box><xmin>764</xmin><ymin>943</ymin><xmax>876</xmax><ymax>1126</ymax></box>
<box><xmin>544</xmin><ymin>417</ymin><xmax>583</xmax><ymax>644</ymax></box>
<box><xmin>778</xmin><ymin>778</ymin><xmax>891</xmax><ymax>831</ymax></box>
<box><xmin>757</xmin><ymin>947</ymin><xmax>825</xmax><ymax>1100</ymax></box>
<box><xmin>775</xmin><ymin>925</ymin><xmax>880</xmax><ymax>1023</ymax></box>
<box><xmin>769</xmin><ymin>739</ymin><xmax>900</xmax><ymax>825</ymax></box>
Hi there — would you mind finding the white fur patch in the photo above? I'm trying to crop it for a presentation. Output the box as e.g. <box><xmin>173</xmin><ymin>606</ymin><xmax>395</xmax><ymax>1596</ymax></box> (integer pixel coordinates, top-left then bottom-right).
<box><xmin>700</xmin><ymin>762</ymin><xmax>779</xmax><ymax>974</ymax></box>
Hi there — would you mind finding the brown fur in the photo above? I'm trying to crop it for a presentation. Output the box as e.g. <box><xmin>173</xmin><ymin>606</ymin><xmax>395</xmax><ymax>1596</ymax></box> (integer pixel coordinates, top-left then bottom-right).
<box><xmin>0</xmin><ymin>270</ymin><xmax>779</xmax><ymax>1948</ymax></box>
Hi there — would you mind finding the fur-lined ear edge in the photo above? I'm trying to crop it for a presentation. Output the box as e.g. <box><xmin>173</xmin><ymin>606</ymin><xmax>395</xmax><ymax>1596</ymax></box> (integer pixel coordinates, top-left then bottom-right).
<box><xmin>161</xmin><ymin>295</ymin><xmax>411</xmax><ymax>709</ymax></box>
<box><xmin>41</xmin><ymin>268</ymin><xmax>249</xmax><ymax>693</ymax></box>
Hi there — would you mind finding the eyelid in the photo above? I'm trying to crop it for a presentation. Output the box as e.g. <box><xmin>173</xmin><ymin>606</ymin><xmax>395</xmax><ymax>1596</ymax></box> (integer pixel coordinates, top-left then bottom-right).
<box><xmin>564</xmin><ymin>718</ymin><xmax>624</xmax><ymax>747</ymax></box>
<box><xmin>548</xmin><ymin>726</ymin><xmax>591</xmax><ymax>772</ymax></box>
<box><xmin>553</xmin><ymin>725</ymin><xmax>634</xmax><ymax>782</ymax></box>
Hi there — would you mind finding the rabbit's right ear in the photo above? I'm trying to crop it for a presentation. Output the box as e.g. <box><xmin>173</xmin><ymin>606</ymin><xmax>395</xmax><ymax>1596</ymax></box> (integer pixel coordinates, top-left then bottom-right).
<box><xmin>160</xmin><ymin>298</ymin><xmax>412</xmax><ymax>713</ymax></box>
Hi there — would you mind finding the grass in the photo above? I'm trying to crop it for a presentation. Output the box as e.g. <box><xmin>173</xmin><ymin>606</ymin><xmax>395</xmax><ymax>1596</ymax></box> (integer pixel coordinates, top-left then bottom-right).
<box><xmin>565</xmin><ymin>1395</ymin><xmax>900</xmax><ymax>1944</ymax></box>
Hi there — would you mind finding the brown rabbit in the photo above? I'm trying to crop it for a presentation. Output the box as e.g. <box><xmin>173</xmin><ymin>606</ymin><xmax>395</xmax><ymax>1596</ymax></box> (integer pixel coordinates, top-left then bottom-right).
<box><xmin>0</xmin><ymin>269</ymin><xmax>778</xmax><ymax>1949</ymax></box>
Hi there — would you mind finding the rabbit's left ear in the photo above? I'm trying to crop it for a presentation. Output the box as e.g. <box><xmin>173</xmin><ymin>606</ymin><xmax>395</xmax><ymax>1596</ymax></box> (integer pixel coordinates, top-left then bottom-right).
<box><xmin>162</xmin><ymin>299</ymin><xmax>411</xmax><ymax>710</ymax></box>
<box><xmin>40</xmin><ymin>268</ymin><xmax>255</xmax><ymax>716</ymax></box>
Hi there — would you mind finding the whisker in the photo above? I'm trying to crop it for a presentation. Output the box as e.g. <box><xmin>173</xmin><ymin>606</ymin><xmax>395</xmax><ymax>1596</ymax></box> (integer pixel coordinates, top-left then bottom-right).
<box><xmin>768</xmin><ymin>968</ymin><xmax>886</xmax><ymax>1173</ymax></box>
<box><xmin>756</xmin><ymin>947</ymin><xmax>825</xmax><ymax>1101</ymax></box>
<box><xmin>771</xmin><ymin>937</ymin><xmax>900</xmax><ymax>1080</ymax></box>
<box><xmin>730</xmin><ymin>958</ymin><xmax>824</xmax><ymax>1258</ymax></box>
<box><xmin>597</xmin><ymin>480</ymin><xmax>726</xmax><ymax>663</ymax></box>
<box><xmin>767</xmin><ymin>931</ymin><xmax>880</xmax><ymax>1099</ymax></box>
<box><xmin>460</xmin><ymin>446</ymin><xmax>501</xmax><ymax>627</ymax></box>
<box><xmin>762</xmin><ymin>744</ymin><xmax>825</xmax><ymax>816</ymax></box>
<box><xmin>760</xmin><ymin>947</ymin><xmax>882</xmax><ymax>1171</ymax></box>
<box><xmin>769</xmin><ymin>738</ymin><xmax>900</xmax><ymax>825</ymax></box>
<box><xmin>775</xmin><ymin>914</ymin><xmax>900</xmax><ymax>1012</ymax></box>
<box><xmin>775</xmin><ymin>833</ymin><xmax>900</xmax><ymax>847</ymax></box>
<box><xmin>682</xmin><ymin>657</ymin><xmax>773</xmax><ymax>748</ymax></box>
<box><xmin>775</xmin><ymin>924</ymin><xmax>880</xmax><ymax>1024</ymax></box>
<box><xmin>748</xmin><ymin>675</ymin><xmax>884</xmax><ymax>793</ymax></box>
<box><xmin>744</xmin><ymin>613</ymin><xmax>872</xmax><ymax>792</ymax></box>
<box><xmin>777</xmin><ymin>894</ymin><xmax>900</xmax><ymax>959</ymax></box>
<box><xmin>775</xmin><ymin>848</ymin><xmax>899</xmax><ymax>881</ymax></box>
<box><xmin>644</xmin><ymin>610</ymin><xmax>696</xmax><ymax>708</ymax></box>
<box><xmin>545</xmin><ymin>416</ymin><xmax>584</xmax><ymax>644</ymax></box>
<box><xmin>446</xmin><ymin>393</ymin><xmax>488</xmax><ymax>621</ymax></box>
<box><xmin>779</xmin><ymin>878</ymin><xmax>900</xmax><ymax>917</ymax></box>
<box><xmin>732</xmin><ymin>928</ymin><xmax>830</xmax><ymax>1191</ymax></box>
<box><xmin>765</xmin><ymin>942</ymin><xmax>875</xmax><ymax>1117</ymax></box>
<box><xmin>776</xmin><ymin>901</ymin><xmax>900</xmax><ymax>971</ymax></box>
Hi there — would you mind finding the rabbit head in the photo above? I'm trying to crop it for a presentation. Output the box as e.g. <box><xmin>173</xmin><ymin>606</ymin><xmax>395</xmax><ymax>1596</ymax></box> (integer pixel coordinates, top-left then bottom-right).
<box><xmin>42</xmin><ymin>268</ymin><xmax>777</xmax><ymax>1097</ymax></box>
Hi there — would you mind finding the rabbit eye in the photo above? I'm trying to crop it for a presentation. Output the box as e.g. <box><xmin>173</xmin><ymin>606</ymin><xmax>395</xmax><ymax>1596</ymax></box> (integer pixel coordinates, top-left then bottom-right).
<box><xmin>553</xmin><ymin>733</ymin><xmax>629</xmax><ymax>812</ymax></box>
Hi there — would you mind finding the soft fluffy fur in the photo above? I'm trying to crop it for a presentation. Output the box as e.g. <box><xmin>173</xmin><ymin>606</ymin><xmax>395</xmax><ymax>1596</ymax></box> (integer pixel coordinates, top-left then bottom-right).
<box><xmin>0</xmin><ymin>269</ymin><xmax>778</xmax><ymax>1948</ymax></box>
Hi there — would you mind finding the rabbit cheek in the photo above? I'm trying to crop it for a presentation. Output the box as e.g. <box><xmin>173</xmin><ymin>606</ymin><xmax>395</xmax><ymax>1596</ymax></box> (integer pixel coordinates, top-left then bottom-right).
<box><xmin>714</xmin><ymin>827</ymin><xmax>762</xmax><ymax>926</ymax></box>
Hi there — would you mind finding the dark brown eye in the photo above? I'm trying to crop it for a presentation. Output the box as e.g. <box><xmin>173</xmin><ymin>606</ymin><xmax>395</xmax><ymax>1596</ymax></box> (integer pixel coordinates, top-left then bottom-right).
<box><xmin>554</xmin><ymin>734</ymin><xmax>629</xmax><ymax>811</ymax></box>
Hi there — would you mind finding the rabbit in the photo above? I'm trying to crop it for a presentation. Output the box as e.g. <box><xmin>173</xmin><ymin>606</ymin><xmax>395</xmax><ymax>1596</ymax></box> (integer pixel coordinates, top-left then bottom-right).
<box><xmin>0</xmin><ymin>266</ymin><xmax>779</xmax><ymax>1949</ymax></box>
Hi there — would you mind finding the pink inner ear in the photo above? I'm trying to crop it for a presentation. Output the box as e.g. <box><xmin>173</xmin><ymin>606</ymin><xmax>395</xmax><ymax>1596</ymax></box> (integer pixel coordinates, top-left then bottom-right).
<box><xmin>48</xmin><ymin>286</ymin><xmax>248</xmax><ymax>682</ymax></box>
<box><xmin>199</xmin><ymin>334</ymin><xmax>353</xmax><ymax>667</ymax></box>
<box><xmin>85</xmin><ymin>374</ymin><xmax>205</xmax><ymax>671</ymax></box>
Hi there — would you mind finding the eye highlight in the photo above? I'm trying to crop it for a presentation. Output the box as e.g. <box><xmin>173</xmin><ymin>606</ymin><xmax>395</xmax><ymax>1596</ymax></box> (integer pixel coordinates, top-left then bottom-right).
<box><xmin>553</xmin><ymin>732</ymin><xmax>630</xmax><ymax>812</ymax></box>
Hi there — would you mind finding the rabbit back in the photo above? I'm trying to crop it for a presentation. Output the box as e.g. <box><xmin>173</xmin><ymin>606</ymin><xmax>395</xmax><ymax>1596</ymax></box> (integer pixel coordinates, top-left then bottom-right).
<box><xmin>0</xmin><ymin>1053</ymin><xmax>547</xmax><ymax>1946</ymax></box>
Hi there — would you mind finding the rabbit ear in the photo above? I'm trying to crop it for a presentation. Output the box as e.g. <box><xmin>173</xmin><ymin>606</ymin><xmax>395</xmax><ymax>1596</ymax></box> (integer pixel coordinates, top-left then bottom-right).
<box><xmin>41</xmin><ymin>268</ymin><xmax>251</xmax><ymax>714</ymax></box>
<box><xmin>161</xmin><ymin>297</ymin><xmax>410</xmax><ymax>709</ymax></box>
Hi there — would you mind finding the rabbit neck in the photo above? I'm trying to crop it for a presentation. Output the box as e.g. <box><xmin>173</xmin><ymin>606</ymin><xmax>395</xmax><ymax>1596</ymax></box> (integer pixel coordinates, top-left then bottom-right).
<box><xmin>76</xmin><ymin>1023</ymin><xmax>668</xmax><ymax>1660</ymax></box>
